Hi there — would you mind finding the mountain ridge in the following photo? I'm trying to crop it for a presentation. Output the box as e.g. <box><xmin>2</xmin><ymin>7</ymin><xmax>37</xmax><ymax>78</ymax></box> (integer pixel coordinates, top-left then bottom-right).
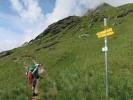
<box><xmin>0</xmin><ymin>3</ymin><xmax>133</xmax><ymax>99</ymax></box>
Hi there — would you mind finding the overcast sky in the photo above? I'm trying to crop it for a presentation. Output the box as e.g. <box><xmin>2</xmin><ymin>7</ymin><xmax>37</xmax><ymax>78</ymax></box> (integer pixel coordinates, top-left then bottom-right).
<box><xmin>0</xmin><ymin>0</ymin><xmax>133</xmax><ymax>52</ymax></box>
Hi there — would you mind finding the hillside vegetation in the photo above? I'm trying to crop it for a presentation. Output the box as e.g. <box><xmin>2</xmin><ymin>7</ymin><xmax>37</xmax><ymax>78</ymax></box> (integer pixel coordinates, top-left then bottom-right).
<box><xmin>0</xmin><ymin>3</ymin><xmax>133</xmax><ymax>100</ymax></box>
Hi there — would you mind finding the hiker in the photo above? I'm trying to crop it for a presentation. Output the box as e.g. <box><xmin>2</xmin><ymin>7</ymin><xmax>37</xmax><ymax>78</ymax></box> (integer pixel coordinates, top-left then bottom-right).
<box><xmin>25</xmin><ymin>63</ymin><xmax>41</xmax><ymax>96</ymax></box>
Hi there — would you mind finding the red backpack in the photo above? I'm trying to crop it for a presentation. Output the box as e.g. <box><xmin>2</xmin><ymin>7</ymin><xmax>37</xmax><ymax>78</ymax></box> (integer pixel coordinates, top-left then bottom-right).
<box><xmin>27</xmin><ymin>71</ymin><xmax>33</xmax><ymax>85</ymax></box>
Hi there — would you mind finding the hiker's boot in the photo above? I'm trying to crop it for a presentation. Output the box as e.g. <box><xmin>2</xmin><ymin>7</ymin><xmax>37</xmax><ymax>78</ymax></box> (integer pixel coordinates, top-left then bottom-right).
<box><xmin>32</xmin><ymin>92</ymin><xmax>38</xmax><ymax>96</ymax></box>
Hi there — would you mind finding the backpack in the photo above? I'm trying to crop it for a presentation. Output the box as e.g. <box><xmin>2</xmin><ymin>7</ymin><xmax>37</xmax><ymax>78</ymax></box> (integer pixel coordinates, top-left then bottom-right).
<box><xmin>27</xmin><ymin>64</ymin><xmax>36</xmax><ymax>85</ymax></box>
<box><xmin>27</xmin><ymin>71</ymin><xmax>33</xmax><ymax>85</ymax></box>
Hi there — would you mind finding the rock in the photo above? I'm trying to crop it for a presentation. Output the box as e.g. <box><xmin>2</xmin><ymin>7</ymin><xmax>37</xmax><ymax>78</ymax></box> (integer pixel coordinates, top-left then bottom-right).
<box><xmin>0</xmin><ymin>51</ymin><xmax>12</xmax><ymax>58</ymax></box>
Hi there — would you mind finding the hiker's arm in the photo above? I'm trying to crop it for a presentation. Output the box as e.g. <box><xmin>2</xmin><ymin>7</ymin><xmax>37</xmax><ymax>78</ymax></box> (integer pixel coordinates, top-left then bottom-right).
<box><xmin>25</xmin><ymin>72</ymin><xmax>28</xmax><ymax>76</ymax></box>
<box><xmin>25</xmin><ymin>66</ymin><xmax>29</xmax><ymax>76</ymax></box>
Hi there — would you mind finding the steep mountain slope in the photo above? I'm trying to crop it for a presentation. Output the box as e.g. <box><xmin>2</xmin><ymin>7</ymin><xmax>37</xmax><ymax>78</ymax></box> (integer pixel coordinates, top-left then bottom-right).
<box><xmin>0</xmin><ymin>3</ymin><xmax>133</xmax><ymax>100</ymax></box>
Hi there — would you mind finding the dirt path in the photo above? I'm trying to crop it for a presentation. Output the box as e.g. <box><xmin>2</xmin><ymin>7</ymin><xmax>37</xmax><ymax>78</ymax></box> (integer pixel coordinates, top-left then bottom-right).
<box><xmin>31</xmin><ymin>96</ymin><xmax>37</xmax><ymax>100</ymax></box>
<box><xmin>30</xmin><ymin>67</ymin><xmax>57</xmax><ymax>100</ymax></box>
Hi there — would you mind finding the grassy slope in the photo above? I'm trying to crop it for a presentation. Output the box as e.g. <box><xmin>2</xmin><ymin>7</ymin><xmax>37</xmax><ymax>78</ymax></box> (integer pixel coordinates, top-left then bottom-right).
<box><xmin>0</xmin><ymin>3</ymin><xmax>133</xmax><ymax>100</ymax></box>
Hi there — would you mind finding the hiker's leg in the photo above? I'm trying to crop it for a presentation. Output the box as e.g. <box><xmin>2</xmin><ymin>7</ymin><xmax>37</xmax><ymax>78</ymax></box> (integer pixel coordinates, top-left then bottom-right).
<box><xmin>32</xmin><ymin>79</ymin><xmax>37</xmax><ymax>95</ymax></box>
<box><xmin>32</xmin><ymin>79</ymin><xmax>36</xmax><ymax>95</ymax></box>
<box><xmin>35</xmin><ymin>79</ymin><xmax>39</xmax><ymax>94</ymax></box>
<box><xmin>32</xmin><ymin>85</ymin><xmax>35</xmax><ymax>91</ymax></box>
<box><xmin>32</xmin><ymin>85</ymin><xmax>35</xmax><ymax>95</ymax></box>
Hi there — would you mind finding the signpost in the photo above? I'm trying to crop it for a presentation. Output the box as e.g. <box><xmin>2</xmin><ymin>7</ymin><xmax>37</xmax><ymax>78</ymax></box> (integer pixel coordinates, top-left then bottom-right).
<box><xmin>96</xmin><ymin>18</ymin><xmax>114</xmax><ymax>99</ymax></box>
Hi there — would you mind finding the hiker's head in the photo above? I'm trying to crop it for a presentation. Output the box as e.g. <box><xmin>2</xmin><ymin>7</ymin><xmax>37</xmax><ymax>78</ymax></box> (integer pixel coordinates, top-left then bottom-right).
<box><xmin>35</xmin><ymin>64</ymin><xmax>41</xmax><ymax>67</ymax></box>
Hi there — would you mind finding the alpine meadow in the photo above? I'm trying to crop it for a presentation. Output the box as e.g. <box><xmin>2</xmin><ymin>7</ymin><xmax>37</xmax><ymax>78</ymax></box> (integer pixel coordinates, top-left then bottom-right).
<box><xmin>0</xmin><ymin>3</ymin><xmax>133</xmax><ymax>100</ymax></box>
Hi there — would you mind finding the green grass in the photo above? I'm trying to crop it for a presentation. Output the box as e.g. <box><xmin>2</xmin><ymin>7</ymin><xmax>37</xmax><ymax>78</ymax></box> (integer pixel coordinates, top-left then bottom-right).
<box><xmin>0</xmin><ymin>59</ymin><xmax>31</xmax><ymax>99</ymax></box>
<box><xmin>0</xmin><ymin>3</ymin><xmax>133</xmax><ymax>100</ymax></box>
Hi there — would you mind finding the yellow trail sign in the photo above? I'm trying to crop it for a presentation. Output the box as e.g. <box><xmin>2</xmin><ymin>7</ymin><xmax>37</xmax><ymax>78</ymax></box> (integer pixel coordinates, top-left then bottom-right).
<box><xmin>96</xmin><ymin>28</ymin><xmax>114</xmax><ymax>38</ymax></box>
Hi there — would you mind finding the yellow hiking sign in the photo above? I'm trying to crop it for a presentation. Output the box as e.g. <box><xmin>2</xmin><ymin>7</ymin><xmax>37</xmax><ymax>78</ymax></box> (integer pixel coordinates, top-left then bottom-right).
<box><xmin>96</xmin><ymin>28</ymin><xmax>114</xmax><ymax>38</ymax></box>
